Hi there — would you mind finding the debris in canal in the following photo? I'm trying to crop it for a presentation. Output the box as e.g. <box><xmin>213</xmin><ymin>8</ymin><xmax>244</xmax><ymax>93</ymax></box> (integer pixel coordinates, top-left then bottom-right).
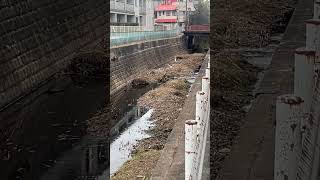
<box><xmin>131</xmin><ymin>78</ymin><xmax>150</xmax><ymax>88</ymax></box>
<box><xmin>134</xmin><ymin>53</ymin><xmax>204</xmax><ymax>84</ymax></box>
<box><xmin>111</xmin><ymin>54</ymin><xmax>205</xmax><ymax>179</ymax></box>
<box><xmin>65</xmin><ymin>51</ymin><xmax>109</xmax><ymax>79</ymax></box>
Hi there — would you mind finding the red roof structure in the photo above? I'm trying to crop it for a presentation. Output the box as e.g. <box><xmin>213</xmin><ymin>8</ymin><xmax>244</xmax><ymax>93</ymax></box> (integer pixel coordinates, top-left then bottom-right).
<box><xmin>155</xmin><ymin>4</ymin><xmax>177</xmax><ymax>11</ymax></box>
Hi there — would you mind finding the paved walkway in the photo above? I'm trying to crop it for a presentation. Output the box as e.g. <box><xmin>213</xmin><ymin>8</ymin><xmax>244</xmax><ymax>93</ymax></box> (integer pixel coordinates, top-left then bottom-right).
<box><xmin>218</xmin><ymin>0</ymin><xmax>313</xmax><ymax>179</ymax></box>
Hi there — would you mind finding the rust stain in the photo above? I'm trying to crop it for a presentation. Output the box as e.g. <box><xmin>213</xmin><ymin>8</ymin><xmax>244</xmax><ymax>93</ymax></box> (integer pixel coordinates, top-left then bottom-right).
<box><xmin>306</xmin><ymin>19</ymin><xmax>320</xmax><ymax>25</ymax></box>
<box><xmin>278</xmin><ymin>95</ymin><xmax>304</xmax><ymax>105</ymax></box>
<box><xmin>185</xmin><ymin>120</ymin><xmax>197</xmax><ymax>125</ymax></box>
<box><xmin>295</xmin><ymin>47</ymin><xmax>316</xmax><ymax>56</ymax></box>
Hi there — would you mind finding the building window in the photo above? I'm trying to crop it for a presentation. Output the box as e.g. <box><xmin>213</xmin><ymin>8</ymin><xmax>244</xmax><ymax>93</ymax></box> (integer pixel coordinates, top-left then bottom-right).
<box><xmin>166</xmin><ymin>11</ymin><xmax>170</xmax><ymax>16</ymax></box>
<box><xmin>172</xmin><ymin>11</ymin><xmax>176</xmax><ymax>16</ymax></box>
<box><xmin>162</xmin><ymin>11</ymin><xmax>165</xmax><ymax>15</ymax></box>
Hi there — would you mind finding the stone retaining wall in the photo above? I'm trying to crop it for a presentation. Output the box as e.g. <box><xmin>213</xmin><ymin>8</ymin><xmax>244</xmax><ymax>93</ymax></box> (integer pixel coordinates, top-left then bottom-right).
<box><xmin>0</xmin><ymin>0</ymin><xmax>108</xmax><ymax>109</ymax></box>
<box><xmin>110</xmin><ymin>36</ymin><xmax>187</xmax><ymax>101</ymax></box>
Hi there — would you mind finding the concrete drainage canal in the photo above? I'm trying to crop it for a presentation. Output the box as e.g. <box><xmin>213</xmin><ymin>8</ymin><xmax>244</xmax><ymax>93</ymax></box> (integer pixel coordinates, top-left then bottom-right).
<box><xmin>0</xmin><ymin>51</ymin><xmax>205</xmax><ymax>180</ymax></box>
<box><xmin>109</xmin><ymin>53</ymin><xmax>204</xmax><ymax>178</ymax></box>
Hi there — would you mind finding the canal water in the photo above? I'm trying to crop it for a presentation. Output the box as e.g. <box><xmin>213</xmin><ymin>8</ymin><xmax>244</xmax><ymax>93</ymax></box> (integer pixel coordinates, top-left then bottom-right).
<box><xmin>110</xmin><ymin>108</ymin><xmax>154</xmax><ymax>176</ymax></box>
<box><xmin>0</xmin><ymin>75</ymin><xmax>109</xmax><ymax>180</ymax></box>
<box><xmin>0</xmin><ymin>74</ymin><xmax>159</xmax><ymax>180</ymax></box>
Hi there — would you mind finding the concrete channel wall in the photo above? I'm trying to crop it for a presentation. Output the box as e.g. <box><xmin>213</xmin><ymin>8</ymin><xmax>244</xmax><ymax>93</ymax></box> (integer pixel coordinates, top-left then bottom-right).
<box><xmin>0</xmin><ymin>0</ymin><xmax>108</xmax><ymax>109</ymax></box>
<box><xmin>110</xmin><ymin>36</ymin><xmax>187</xmax><ymax>100</ymax></box>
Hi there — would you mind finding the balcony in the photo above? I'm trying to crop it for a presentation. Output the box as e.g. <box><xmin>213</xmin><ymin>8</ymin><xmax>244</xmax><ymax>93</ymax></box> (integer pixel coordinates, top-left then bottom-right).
<box><xmin>139</xmin><ymin>6</ymin><xmax>146</xmax><ymax>14</ymax></box>
<box><xmin>110</xmin><ymin>0</ymin><xmax>135</xmax><ymax>14</ymax></box>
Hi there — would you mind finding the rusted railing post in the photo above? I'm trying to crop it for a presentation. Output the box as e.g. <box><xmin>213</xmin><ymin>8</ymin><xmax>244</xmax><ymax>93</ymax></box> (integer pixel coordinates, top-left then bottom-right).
<box><xmin>306</xmin><ymin>19</ymin><xmax>320</xmax><ymax>50</ymax></box>
<box><xmin>185</xmin><ymin>120</ymin><xmax>198</xmax><ymax>180</ymax></box>
<box><xmin>275</xmin><ymin>95</ymin><xmax>304</xmax><ymax>180</ymax></box>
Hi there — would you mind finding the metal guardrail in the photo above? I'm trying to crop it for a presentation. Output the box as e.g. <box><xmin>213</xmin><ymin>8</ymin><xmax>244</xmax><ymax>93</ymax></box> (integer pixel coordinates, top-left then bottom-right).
<box><xmin>274</xmin><ymin>1</ymin><xmax>320</xmax><ymax>180</ymax></box>
<box><xmin>110</xmin><ymin>29</ymin><xmax>180</xmax><ymax>47</ymax></box>
<box><xmin>185</xmin><ymin>52</ymin><xmax>210</xmax><ymax>180</ymax></box>
<box><xmin>111</xmin><ymin>26</ymin><xmax>145</xmax><ymax>33</ymax></box>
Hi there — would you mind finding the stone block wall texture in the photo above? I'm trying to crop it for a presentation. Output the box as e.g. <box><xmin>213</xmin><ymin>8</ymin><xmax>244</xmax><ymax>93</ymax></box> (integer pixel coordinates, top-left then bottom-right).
<box><xmin>0</xmin><ymin>0</ymin><xmax>108</xmax><ymax>109</ymax></box>
<box><xmin>110</xmin><ymin>36</ymin><xmax>187</xmax><ymax>101</ymax></box>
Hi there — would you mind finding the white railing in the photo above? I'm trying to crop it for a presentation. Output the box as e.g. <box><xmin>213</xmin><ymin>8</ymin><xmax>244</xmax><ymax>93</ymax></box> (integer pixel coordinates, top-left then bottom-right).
<box><xmin>185</xmin><ymin>52</ymin><xmax>210</xmax><ymax>180</ymax></box>
<box><xmin>274</xmin><ymin>1</ymin><xmax>320</xmax><ymax>180</ymax></box>
<box><xmin>111</xmin><ymin>26</ymin><xmax>145</xmax><ymax>33</ymax></box>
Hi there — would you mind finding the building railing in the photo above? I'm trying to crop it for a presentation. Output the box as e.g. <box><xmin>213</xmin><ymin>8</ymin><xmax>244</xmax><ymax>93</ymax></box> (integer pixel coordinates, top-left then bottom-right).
<box><xmin>110</xmin><ymin>29</ymin><xmax>180</xmax><ymax>47</ymax></box>
<box><xmin>274</xmin><ymin>1</ymin><xmax>320</xmax><ymax>180</ymax></box>
<box><xmin>111</xmin><ymin>26</ymin><xmax>145</xmax><ymax>33</ymax></box>
<box><xmin>185</xmin><ymin>52</ymin><xmax>210</xmax><ymax>180</ymax></box>
<box><xmin>110</xmin><ymin>0</ymin><xmax>135</xmax><ymax>13</ymax></box>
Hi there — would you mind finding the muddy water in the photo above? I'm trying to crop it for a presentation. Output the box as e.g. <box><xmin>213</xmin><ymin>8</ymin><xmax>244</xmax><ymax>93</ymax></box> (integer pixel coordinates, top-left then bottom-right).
<box><xmin>0</xmin><ymin>76</ymin><xmax>108</xmax><ymax>180</ymax></box>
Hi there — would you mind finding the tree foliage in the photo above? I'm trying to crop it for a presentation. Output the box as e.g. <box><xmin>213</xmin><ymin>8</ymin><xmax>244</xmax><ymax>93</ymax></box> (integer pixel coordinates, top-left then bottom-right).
<box><xmin>190</xmin><ymin>0</ymin><xmax>209</xmax><ymax>25</ymax></box>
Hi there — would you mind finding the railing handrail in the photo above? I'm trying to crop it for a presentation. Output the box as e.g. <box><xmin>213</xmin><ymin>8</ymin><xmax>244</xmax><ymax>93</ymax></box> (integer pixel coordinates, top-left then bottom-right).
<box><xmin>185</xmin><ymin>51</ymin><xmax>210</xmax><ymax>180</ymax></box>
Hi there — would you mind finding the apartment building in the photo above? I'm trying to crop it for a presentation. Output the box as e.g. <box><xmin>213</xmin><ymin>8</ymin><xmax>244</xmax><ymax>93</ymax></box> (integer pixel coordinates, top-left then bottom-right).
<box><xmin>110</xmin><ymin>0</ymin><xmax>143</xmax><ymax>25</ymax></box>
<box><xmin>110</xmin><ymin>0</ymin><xmax>155</xmax><ymax>30</ymax></box>
<box><xmin>154</xmin><ymin>0</ymin><xmax>196</xmax><ymax>29</ymax></box>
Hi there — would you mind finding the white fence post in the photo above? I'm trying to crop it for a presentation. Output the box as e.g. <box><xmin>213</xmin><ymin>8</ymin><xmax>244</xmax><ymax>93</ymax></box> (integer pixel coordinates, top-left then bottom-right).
<box><xmin>306</xmin><ymin>19</ymin><xmax>320</xmax><ymax>50</ymax></box>
<box><xmin>205</xmin><ymin>68</ymin><xmax>210</xmax><ymax>78</ymax></box>
<box><xmin>196</xmin><ymin>92</ymin><xmax>206</xmax><ymax>134</ymax></box>
<box><xmin>275</xmin><ymin>95</ymin><xmax>304</xmax><ymax>180</ymax></box>
<box><xmin>294</xmin><ymin>48</ymin><xmax>316</xmax><ymax>111</ymax></box>
<box><xmin>185</xmin><ymin>120</ymin><xmax>198</xmax><ymax>180</ymax></box>
<box><xmin>201</xmin><ymin>77</ymin><xmax>209</xmax><ymax>96</ymax></box>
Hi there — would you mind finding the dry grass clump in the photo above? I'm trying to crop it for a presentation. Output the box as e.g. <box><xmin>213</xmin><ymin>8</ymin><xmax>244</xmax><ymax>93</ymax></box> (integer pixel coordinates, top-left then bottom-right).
<box><xmin>211</xmin><ymin>0</ymin><xmax>295</xmax><ymax>50</ymax></box>
<box><xmin>111</xmin><ymin>150</ymin><xmax>161</xmax><ymax>180</ymax></box>
<box><xmin>134</xmin><ymin>53</ymin><xmax>204</xmax><ymax>84</ymax></box>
